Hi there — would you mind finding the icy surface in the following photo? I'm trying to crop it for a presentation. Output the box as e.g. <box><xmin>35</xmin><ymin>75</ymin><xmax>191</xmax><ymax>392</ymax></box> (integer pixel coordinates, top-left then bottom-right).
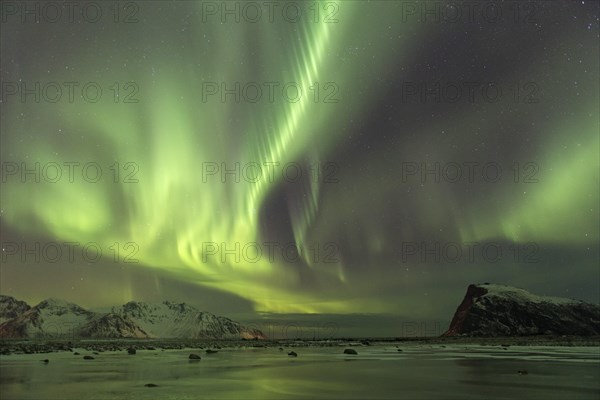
<box><xmin>1</xmin><ymin>344</ymin><xmax>599</xmax><ymax>399</ymax></box>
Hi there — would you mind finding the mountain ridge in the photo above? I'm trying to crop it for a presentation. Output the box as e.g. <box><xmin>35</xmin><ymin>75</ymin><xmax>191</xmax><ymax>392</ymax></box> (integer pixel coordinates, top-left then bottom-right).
<box><xmin>0</xmin><ymin>295</ymin><xmax>266</xmax><ymax>340</ymax></box>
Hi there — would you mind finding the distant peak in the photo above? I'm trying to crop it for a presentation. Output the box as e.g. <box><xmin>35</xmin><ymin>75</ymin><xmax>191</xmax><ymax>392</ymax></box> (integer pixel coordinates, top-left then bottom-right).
<box><xmin>34</xmin><ymin>298</ymin><xmax>85</xmax><ymax>311</ymax></box>
<box><xmin>0</xmin><ymin>294</ymin><xmax>25</xmax><ymax>303</ymax></box>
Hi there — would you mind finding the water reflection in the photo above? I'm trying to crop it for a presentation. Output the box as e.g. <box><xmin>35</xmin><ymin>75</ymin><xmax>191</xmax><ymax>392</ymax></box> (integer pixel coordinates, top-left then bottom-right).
<box><xmin>1</xmin><ymin>345</ymin><xmax>598</xmax><ymax>399</ymax></box>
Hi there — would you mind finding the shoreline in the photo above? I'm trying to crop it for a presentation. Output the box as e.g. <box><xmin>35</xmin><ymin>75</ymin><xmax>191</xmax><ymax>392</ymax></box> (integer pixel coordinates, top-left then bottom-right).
<box><xmin>1</xmin><ymin>335</ymin><xmax>599</xmax><ymax>355</ymax></box>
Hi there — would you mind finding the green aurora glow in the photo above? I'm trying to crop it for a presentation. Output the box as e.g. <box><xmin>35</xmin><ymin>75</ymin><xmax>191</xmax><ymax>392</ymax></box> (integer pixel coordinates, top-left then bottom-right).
<box><xmin>1</xmin><ymin>1</ymin><xmax>598</xmax><ymax>318</ymax></box>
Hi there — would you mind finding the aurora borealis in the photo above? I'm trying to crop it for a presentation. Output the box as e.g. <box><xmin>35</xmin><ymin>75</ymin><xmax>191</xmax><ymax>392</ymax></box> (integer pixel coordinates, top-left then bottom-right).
<box><xmin>0</xmin><ymin>1</ymin><xmax>599</xmax><ymax>336</ymax></box>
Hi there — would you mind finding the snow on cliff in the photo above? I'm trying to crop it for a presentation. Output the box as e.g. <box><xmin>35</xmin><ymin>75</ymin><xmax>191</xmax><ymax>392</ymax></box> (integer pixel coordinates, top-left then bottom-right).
<box><xmin>444</xmin><ymin>283</ymin><xmax>600</xmax><ymax>337</ymax></box>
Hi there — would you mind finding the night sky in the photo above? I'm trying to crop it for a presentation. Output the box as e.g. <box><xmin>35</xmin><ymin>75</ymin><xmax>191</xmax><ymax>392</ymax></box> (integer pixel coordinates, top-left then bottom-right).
<box><xmin>1</xmin><ymin>1</ymin><xmax>598</xmax><ymax>337</ymax></box>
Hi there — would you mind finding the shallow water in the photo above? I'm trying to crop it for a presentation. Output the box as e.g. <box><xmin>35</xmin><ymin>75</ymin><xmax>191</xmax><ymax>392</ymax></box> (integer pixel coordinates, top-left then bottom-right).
<box><xmin>1</xmin><ymin>344</ymin><xmax>599</xmax><ymax>399</ymax></box>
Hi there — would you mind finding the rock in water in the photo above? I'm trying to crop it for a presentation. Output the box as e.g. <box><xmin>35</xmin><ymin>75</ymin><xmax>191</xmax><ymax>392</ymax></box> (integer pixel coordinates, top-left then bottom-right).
<box><xmin>287</xmin><ymin>351</ymin><xmax>298</xmax><ymax>357</ymax></box>
<box><xmin>205</xmin><ymin>349</ymin><xmax>218</xmax><ymax>354</ymax></box>
<box><xmin>443</xmin><ymin>283</ymin><xmax>600</xmax><ymax>336</ymax></box>
<box><xmin>83</xmin><ymin>355</ymin><xmax>94</xmax><ymax>360</ymax></box>
<box><xmin>127</xmin><ymin>347</ymin><xmax>136</xmax><ymax>355</ymax></box>
<box><xmin>343</xmin><ymin>349</ymin><xmax>358</xmax><ymax>355</ymax></box>
<box><xmin>188</xmin><ymin>353</ymin><xmax>201</xmax><ymax>360</ymax></box>
<box><xmin>41</xmin><ymin>359</ymin><xmax>49</xmax><ymax>363</ymax></box>
<box><xmin>144</xmin><ymin>383</ymin><xmax>158</xmax><ymax>387</ymax></box>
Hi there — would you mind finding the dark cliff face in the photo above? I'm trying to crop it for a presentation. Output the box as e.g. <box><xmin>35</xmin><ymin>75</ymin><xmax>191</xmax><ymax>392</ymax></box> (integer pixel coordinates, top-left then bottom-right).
<box><xmin>443</xmin><ymin>284</ymin><xmax>488</xmax><ymax>336</ymax></box>
<box><xmin>444</xmin><ymin>284</ymin><xmax>600</xmax><ymax>337</ymax></box>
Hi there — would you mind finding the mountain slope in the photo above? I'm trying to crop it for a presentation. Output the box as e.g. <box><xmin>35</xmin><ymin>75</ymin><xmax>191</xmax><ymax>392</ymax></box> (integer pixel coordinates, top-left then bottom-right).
<box><xmin>0</xmin><ymin>295</ymin><xmax>31</xmax><ymax>324</ymax></box>
<box><xmin>78</xmin><ymin>313</ymin><xmax>151</xmax><ymax>338</ymax></box>
<box><xmin>444</xmin><ymin>283</ymin><xmax>600</xmax><ymax>336</ymax></box>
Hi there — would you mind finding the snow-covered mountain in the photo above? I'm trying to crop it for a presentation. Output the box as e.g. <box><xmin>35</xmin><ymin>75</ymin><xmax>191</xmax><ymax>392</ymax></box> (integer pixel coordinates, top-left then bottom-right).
<box><xmin>0</xmin><ymin>295</ymin><xmax>31</xmax><ymax>323</ymax></box>
<box><xmin>109</xmin><ymin>301</ymin><xmax>266</xmax><ymax>339</ymax></box>
<box><xmin>444</xmin><ymin>283</ymin><xmax>600</xmax><ymax>336</ymax></box>
<box><xmin>78</xmin><ymin>313</ymin><xmax>151</xmax><ymax>338</ymax></box>
<box><xmin>0</xmin><ymin>296</ymin><xmax>266</xmax><ymax>339</ymax></box>
<box><xmin>0</xmin><ymin>298</ymin><xmax>95</xmax><ymax>338</ymax></box>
